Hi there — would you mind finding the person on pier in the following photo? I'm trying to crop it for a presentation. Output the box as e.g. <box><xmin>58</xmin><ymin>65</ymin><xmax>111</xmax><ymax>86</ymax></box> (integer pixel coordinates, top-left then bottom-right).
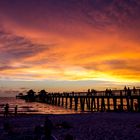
<box><xmin>124</xmin><ymin>86</ymin><xmax>127</xmax><ymax>95</ymax></box>
<box><xmin>133</xmin><ymin>86</ymin><xmax>136</xmax><ymax>94</ymax></box>
<box><xmin>105</xmin><ymin>89</ymin><xmax>108</xmax><ymax>96</ymax></box>
<box><xmin>109</xmin><ymin>89</ymin><xmax>112</xmax><ymax>96</ymax></box>
<box><xmin>127</xmin><ymin>87</ymin><xmax>131</xmax><ymax>96</ymax></box>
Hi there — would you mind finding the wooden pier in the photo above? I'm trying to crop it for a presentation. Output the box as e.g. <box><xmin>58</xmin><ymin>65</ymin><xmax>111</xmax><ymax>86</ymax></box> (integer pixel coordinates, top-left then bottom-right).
<box><xmin>17</xmin><ymin>88</ymin><xmax>140</xmax><ymax>112</ymax></box>
<box><xmin>42</xmin><ymin>94</ymin><xmax>140</xmax><ymax>112</ymax></box>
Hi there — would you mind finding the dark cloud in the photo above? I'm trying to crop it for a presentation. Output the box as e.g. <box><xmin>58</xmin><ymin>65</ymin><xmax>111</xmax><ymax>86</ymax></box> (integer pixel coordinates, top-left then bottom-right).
<box><xmin>82</xmin><ymin>0</ymin><xmax>140</xmax><ymax>30</ymax></box>
<box><xmin>0</xmin><ymin>0</ymin><xmax>139</xmax><ymax>88</ymax></box>
<box><xmin>0</xmin><ymin>28</ymin><xmax>52</xmax><ymax>65</ymax></box>
<box><xmin>104</xmin><ymin>60</ymin><xmax>127</xmax><ymax>69</ymax></box>
<box><xmin>0</xmin><ymin>0</ymin><xmax>140</xmax><ymax>33</ymax></box>
<box><xmin>104</xmin><ymin>59</ymin><xmax>140</xmax><ymax>72</ymax></box>
<box><xmin>82</xmin><ymin>59</ymin><xmax>140</xmax><ymax>73</ymax></box>
<box><xmin>0</xmin><ymin>89</ymin><xmax>22</xmax><ymax>97</ymax></box>
<box><xmin>0</xmin><ymin>65</ymin><xmax>29</xmax><ymax>71</ymax></box>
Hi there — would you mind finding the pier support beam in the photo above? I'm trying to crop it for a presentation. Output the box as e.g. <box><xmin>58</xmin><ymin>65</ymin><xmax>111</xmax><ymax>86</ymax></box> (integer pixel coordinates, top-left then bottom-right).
<box><xmin>113</xmin><ymin>97</ymin><xmax>117</xmax><ymax>111</ymax></box>
<box><xmin>70</xmin><ymin>97</ymin><xmax>72</xmax><ymax>109</ymax></box>
<box><xmin>97</xmin><ymin>97</ymin><xmax>99</xmax><ymax>111</ymax></box>
<box><xmin>101</xmin><ymin>97</ymin><xmax>105</xmax><ymax>112</ymax></box>
<box><xmin>62</xmin><ymin>97</ymin><xmax>64</xmax><ymax>106</ymax></box>
<box><xmin>137</xmin><ymin>97</ymin><xmax>140</xmax><ymax>112</ymax></box>
<box><xmin>130</xmin><ymin>97</ymin><xmax>134</xmax><ymax>112</ymax></box>
<box><xmin>74</xmin><ymin>97</ymin><xmax>78</xmax><ymax>110</ymax></box>
<box><xmin>126</xmin><ymin>97</ymin><xmax>130</xmax><ymax>111</ymax></box>
<box><xmin>80</xmin><ymin>97</ymin><xmax>85</xmax><ymax>111</ymax></box>
<box><xmin>86</xmin><ymin>97</ymin><xmax>91</xmax><ymax>110</ymax></box>
<box><xmin>65</xmin><ymin>97</ymin><xmax>68</xmax><ymax>108</ymax></box>
<box><xmin>120</xmin><ymin>97</ymin><xmax>123</xmax><ymax>111</ymax></box>
<box><xmin>107</xmin><ymin>97</ymin><xmax>110</xmax><ymax>111</ymax></box>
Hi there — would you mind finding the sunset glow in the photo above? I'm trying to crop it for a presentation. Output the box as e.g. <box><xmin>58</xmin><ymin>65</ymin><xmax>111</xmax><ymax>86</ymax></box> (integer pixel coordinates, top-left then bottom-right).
<box><xmin>0</xmin><ymin>0</ymin><xmax>140</xmax><ymax>96</ymax></box>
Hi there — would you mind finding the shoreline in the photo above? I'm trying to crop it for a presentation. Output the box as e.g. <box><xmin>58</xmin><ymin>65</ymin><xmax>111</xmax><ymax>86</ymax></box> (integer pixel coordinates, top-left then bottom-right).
<box><xmin>1</xmin><ymin>112</ymin><xmax>140</xmax><ymax>140</ymax></box>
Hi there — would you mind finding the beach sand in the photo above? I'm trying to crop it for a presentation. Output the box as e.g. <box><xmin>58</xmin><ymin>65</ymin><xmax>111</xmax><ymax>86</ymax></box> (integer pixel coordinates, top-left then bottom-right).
<box><xmin>0</xmin><ymin>112</ymin><xmax>140</xmax><ymax>140</ymax></box>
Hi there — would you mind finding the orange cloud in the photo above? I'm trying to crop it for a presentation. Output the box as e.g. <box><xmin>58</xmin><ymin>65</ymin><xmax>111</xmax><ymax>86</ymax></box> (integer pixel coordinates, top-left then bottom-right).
<box><xmin>0</xmin><ymin>0</ymin><xmax>140</xmax><ymax>93</ymax></box>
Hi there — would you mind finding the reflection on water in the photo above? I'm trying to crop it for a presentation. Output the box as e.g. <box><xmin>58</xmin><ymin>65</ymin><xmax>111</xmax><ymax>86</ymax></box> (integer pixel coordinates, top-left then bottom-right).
<box><xmin>0</xmin><ymin>97</ymin><xmax>78</xmax><ymax>115</ymax></box>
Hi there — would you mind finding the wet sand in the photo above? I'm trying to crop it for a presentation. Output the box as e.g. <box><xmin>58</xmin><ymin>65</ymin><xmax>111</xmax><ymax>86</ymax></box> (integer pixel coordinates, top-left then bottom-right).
<box><xmin>0</xmin><ymin>112</ymin><xmax>140</xmax><ymax>140</ymax></box>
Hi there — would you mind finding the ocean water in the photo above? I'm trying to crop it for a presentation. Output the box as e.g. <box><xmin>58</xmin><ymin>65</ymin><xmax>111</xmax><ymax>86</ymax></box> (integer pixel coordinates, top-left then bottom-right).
<box><xmin>0</xmin><ymin>97</ymin><xmax>78</xmax><ymax>115</ymax></box>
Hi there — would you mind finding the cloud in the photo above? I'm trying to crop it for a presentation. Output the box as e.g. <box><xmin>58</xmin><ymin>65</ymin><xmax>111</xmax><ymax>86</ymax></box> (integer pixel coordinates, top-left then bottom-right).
<box><xmin>81</xmin><ymin>0</ymin><xmax>140</xmax><ymax>30</ymax></box>
<box><xmin>0</xmin><ymin>29</ymin><xmax>48</xmax><ymax>60</ymax></box>
<box><xmin>103</xmin><ymin>59</ymin><xmax>140</xmax><ymax>72</ymax></box>
<box><xmin>0</xmin><ymin>0</ymin><xmax>139</xmax><ymax>88</ymax></box>
<box><xmin>0</xmin><ymin>28</ymin><xmax>54</xmax><ymax>71</ymax></box>
<box><xmin>0</xmin><ymin>0</ymin><xmax>140</xmax><ymax>39</ymax></box>
<box><xmin>0</xmin><ymin>65</ymin><xmax>30</xmax><ymax>71</ymax></box>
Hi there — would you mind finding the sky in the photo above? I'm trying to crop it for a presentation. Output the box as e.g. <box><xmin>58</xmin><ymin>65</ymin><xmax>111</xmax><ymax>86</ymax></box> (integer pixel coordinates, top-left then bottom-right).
<box><xmin>0</xmin><ymin>0</ymin><xmax>140</xmax><ymax>96</ymax></box>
